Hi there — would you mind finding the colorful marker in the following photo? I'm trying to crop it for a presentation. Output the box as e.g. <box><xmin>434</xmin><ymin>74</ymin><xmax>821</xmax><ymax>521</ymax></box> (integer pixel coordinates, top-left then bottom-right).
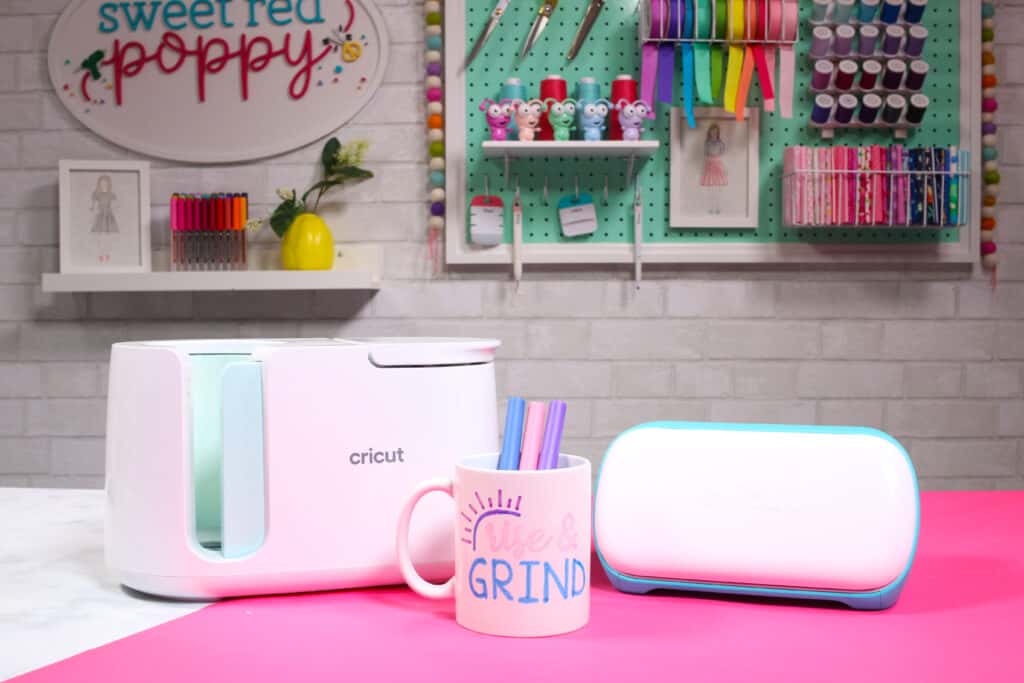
<box><xmin>518</xmin><ymin>401</ymin><xmax>547</xmax><ymax>470</ymax></box>
<box><xmin>497</xmin><ymin>397</ymin><xmax>526</xmax><ymax>470</ymax></box>
<box><xmin>536</xmin><ymin>400</ymin><xmax>566</xmax><ymax>470</ymax></box>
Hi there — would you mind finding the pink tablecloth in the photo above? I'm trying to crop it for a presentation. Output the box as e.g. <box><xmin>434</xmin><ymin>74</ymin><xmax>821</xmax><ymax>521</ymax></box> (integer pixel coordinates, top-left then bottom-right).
<box><xmin>15</xmin><ymin>492</ymin><xmax>1024</xmax><ymax>682</ymax></box>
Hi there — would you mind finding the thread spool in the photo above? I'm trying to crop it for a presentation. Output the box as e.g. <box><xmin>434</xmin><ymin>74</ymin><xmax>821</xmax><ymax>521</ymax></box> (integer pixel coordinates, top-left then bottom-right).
<box><xmin>538</xmin><ymin>74</ymin><xmax>567</xmax><ymax>141</ymax></box>
<box><xmin>882</xmin><ymin>25</ymin><xmax>905</xmax><ymax>57</ymax></box>
<box><xmin>500</xmin><ymin>78</ymin><xmax>527</xmax><ymax>138</ymax></box>
<box><xmin>812</xmin><ymin>60</ymin><xmax>835</xmax><ymax>91</ymax></box>
<box><xmin>858</xmin><ymin>0</ymin><xmax>880</xmax><ymax>23</ymax></box>
<box><xmin>860</xmin><ymin>59</ymin><xmax>882</xmax><ymax>89</ymax></box>
<box><xmin>906</xmin><ymin>60</ymin><xmax>929</xmax><ymax>91</ymax></box>
<box><xmin>835</xmin><ymin>94</ymin><xmax>858</xmax><ymax>124</ymax></box>
<box><xmin>904</xmin><ymin>25</ymin><xmax>928</xmax><ymax>58</ymax></box>
<box><xmin>811</xmin><ymin>93</ymin><xmax>835</xmax><ymax>125</ymax></box>
<box><xmin>858</xmin><ymin>25</ymin><xmax>879</xmax><ymax>56</ymax></box>
<box><xmin>905</xmin><ymin>0</ymin><xmax>927</xmax><ymax>24</ymax></box>
<box><xmin>883</xmin><ymin>59</ymin><xmax>906</xmax><ymax>90</ymax></box>
<box><xmin>810</xmin><ymin>26</ymin><xmax>833</xmax><ymax>59</ymax></box>
<box><xmin>812</xmin><ymin>0</ymin><xmax>830</xmax><ymax>22</ymax></box>
<box><xmin>835</xmin><ymin>60</ymin><xmax>859</xmax><ymax>91</ymax></box>
<box><xmin>576</xmin><ymin>76</ymin><xmax>602</xmax><ymax>140</ymax></box>
<box><xmin>608</xmin><ymin>74</ymin><xmax>637</xmax><ymax>140</ymax></box>
<box><xmin>882</xmin><ymin>94</ymin><xmax>906</xmax><ymax>123</ymax></box>
<box><xmin>880</xmin><ymin>0</ymin><xmax>902</xmax><ymax>24</ymax></box>
<box><xmin>834</xmin><ymin>0</ymin><xmax>856</xmax><ymax>23</ymax></box>
<box><xmin>859</xmin><ymin>93</ymin><xmax>882</xmax><ymax>123</ymax></box>
<box><xmin>833</xmin><ymin>25</ymin><xmax>856</xmax><ymax>57</ymax></box>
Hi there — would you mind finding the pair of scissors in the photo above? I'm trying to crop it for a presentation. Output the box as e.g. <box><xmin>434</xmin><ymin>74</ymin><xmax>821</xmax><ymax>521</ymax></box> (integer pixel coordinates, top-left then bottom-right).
<box><xmin>465</xmin><ymin>0</ymin><xmax>512</xmax><ymax>67</ymax></box>
<box><xmin>520</xmin><ymin>0</ymin><xmax>558</xmax><ymax>59</ymax></box>
<box><xmin>566</xmin><ymin>0</ymin><xmax>605</xmax><ymax>61</ymax></box>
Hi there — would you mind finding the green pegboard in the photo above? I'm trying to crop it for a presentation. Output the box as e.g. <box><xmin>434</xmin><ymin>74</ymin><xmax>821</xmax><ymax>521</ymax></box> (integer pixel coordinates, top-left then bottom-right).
<box><xmin>464</xmin><ymin>0</ymin><xmax>962</xmax><ymax>245</ymax></box>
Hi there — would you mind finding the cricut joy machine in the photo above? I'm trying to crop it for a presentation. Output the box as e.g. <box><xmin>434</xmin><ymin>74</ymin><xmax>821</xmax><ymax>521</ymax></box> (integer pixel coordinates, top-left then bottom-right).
<box><xmin>105</xmin><ymin>338</ymin><xmax>499</xmax><ymax>599</ymax></box>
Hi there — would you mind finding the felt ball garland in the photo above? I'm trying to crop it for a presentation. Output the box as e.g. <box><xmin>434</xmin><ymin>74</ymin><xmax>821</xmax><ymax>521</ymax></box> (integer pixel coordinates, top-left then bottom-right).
<box><xmin>980</xmin><ymin>1</ymin><xmax>999</xmax><ymax>274</ymax></box>
<box><xmin>425</xmin><ymin>6</ymin><xmax>444</xmax><ymax>271</ymax></box>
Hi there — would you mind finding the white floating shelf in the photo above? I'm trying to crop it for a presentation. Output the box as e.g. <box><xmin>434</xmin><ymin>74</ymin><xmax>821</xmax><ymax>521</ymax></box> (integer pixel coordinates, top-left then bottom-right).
<box><xmin>41</xmin><ymin>244</ymin><xmax>380</xmax><ymax>293</ymax></box>
<box><xmin>482</xmin><ymin>140</ymin><xmax>660</xmax><ymax>159</ymax></box>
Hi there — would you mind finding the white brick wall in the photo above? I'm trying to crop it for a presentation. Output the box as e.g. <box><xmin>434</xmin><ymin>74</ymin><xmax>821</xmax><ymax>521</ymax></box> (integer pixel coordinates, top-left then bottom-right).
<box><xmin>0</xmin><ymin>1</ymin><xmax>1022</xmax><ymax>490</ymax></box>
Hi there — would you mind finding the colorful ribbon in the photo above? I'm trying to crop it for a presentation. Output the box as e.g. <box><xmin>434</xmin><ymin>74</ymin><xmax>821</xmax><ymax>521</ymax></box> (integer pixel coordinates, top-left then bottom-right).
<box><xmin>777</xmin><ymin>0</ymin><xmax>797</xmax><ymax>118</ymax></box>
<box><xmin>710</xmin><ymin>0</ymin><xmax>727</xmax><ymax>102</ymax></box>
<box><xmin>751</xmin><ymin>0</ymin><xmax>774</xmax><ymax>111</ymax></box>
<box><xmin>734</xmin><ymin>0</ymin><xmax>756</xmax><ymax>119</ymax></box>
<box><xmin>659</xmin><ymin>0</ymin><xmax>681</xmax><ymax>104</ymax></box>
<box><xmin>680</xmin><ymin>0</ymin><xmax>696</xmax><ymax>126</ymax></box>
<box><xmin>723</xmin><ymin>0</ymin><xmax>745</xmax><ymax>113</ymax></box>
<box><xmin>641</xmin><ymin>0</ymin><xmax>667</xmax><ymax>108</ymax></box>
<box><xmin>694</xmin><ymin>0</ymin><xmax>713</xmax><ymax>104</ymax></box>
<box><xmin>764</xmin><ymin>0</ymin><xmax>782</xmax><ymax>112</ymax></box>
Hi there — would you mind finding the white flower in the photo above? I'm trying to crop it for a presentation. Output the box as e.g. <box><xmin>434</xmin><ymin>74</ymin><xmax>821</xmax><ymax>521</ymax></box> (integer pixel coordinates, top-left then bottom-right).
<box><xmin>335</xmin><ymin>139</ymin><xmax>370</xmax><ymax>167</ymax></box>
<box><xmin>245</xmin><ymin>217</ymin><xmax>264</xmax><ymax>233</ymax></box>
<box><xmin>276</xmin><ymin>188</ymin><xmax>295</xmax><ymax>201</ymax></box>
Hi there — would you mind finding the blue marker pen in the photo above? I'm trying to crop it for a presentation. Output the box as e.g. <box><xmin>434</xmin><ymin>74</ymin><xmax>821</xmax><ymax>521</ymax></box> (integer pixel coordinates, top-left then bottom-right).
<box><xmin>497</xmin><ymin>397</ymin><xmax>526</xmax><ymax>470</ymax></box>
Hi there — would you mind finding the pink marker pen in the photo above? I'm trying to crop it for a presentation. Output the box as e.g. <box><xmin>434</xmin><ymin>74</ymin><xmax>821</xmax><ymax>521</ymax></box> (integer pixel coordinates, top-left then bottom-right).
<box><xmin>518</xmin><ymin>401</ymin><xmax>548</xmax><ymax>470</ymax></box>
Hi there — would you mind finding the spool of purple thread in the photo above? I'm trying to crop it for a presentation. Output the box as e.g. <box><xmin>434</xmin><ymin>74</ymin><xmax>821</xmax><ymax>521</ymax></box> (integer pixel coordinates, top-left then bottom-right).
<box><xmin>859</xmin><ymin>93</ymin><xmax>882</xmax><ymax>124</ymax></box>
<box><xmin>905</xmin><ymin>25</ymin><xmax>928</xmax><ymax>58</ymax></box>
<box><xmin>883</xmin><ymin>59</ymin><xmax>906</xmax><ymax>90</ymax></box>
<box><xmin>858</xmin><ymin>25</ymin><xmax>880</xmax><ymax>56</ymax></box>
<box><xmin>835</xmin><ymin>60</ymin><xmax>859</xmax><ymax>91</ymax></box>
<box><xmin>835</xmin><ymin>94</ymin><xmax>858</xmax><ymax>124</ymax></box>
<box><xmin>812</xmin><ymin>60</ymin><xmax>835</xmax><ymax>91</ymax></box>
<box><xmin>811</xmin><ymin>93</ymin><xmax>835</xmax><ymax>125</ymax></box>
<box><xmin>861</xmin><ymin>59</ymin><xmax>883</xmax><ymax>90</ymax></box>
<box><xmin>882</xmin><ymin>25</ymin><xmax>905</xmax><ymax>57</ymax></box>
<box><xmin>810</xmin><ymin>26</ymin><xmax>833</xmax><ymax>59</ymax></box>
<box><xmin>833</xmin><ymin>25</ymin><xmax>856</xmax><ymax>57</ymax></box>
<box><xmin>906</xmin><ymin>60</ymin><xmax>929</xmax><ymax>91</ymax></box>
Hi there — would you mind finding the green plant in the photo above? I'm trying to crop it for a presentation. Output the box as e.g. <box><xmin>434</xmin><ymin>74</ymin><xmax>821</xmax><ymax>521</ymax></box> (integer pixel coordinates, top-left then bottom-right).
<box><xmin>269</xmin><ymin>138</ymin><xmax>373</xmax><ymax>238</ymax></box>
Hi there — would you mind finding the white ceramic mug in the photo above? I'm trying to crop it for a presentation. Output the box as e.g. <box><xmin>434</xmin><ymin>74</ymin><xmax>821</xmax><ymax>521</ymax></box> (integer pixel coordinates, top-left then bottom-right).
<box><xmin>396</xmin><ymin>453</ymin><xmax>591</xmax><ymax>637</ymax></box>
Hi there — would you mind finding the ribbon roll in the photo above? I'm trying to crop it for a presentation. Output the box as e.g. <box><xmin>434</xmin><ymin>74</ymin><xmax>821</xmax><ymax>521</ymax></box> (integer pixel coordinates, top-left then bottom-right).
<box><xmin>694</xmin><ymin>0</ymin><xmax>714</xmax><ymax>104</ymax></box>
<box><xmin>658</xmin><ymin>0</ymin><xmax>680</xmax><ymax>104</ymax></box>
<box><xmin>710</xmin><ymin>0</ymin><xmax>727</xmax><ymax>102</ymax></box>
<box><xmin>777</xmin><ymin>0</ymin><xmax>797</xmax><ymax>118</ymax></box>
<box><xmin>763</xmin><ymin>0</ymin><xmax>783</xmax><ymax>113</ymax></box>
<box><xmin>680</xmin><ymin>0</ymin><xmax>697</xmax><ymax>126</ymax></box>
<box><xmin>722</xmin><ymin>0</ymin><xmax>745</xmax><ymax>113</ymax></box>
<box><xmin>641</xmin><ymin>0</ymin><xmax>667</xmax><ymax>111</ymax></box>
<box><xmin>751</xmin><ymin>0</ymin><xmax>775</xmax><ymax>111</ymax></box>
<box><xmin>733</xmin><ymin>0</ymin><xmax>758</xmax><ymax>120</ymax></box>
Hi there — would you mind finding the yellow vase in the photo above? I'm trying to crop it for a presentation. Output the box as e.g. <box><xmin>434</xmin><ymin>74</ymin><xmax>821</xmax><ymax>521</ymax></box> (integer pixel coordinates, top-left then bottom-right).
<box><xmin>281</xmin><ymin>213</ymin><xmax>335</xmax><ymax>270</ymax></box>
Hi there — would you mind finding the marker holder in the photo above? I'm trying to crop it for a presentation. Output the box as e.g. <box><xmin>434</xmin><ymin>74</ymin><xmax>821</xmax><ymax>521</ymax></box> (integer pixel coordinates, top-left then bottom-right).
<box><xmin>782</xmin><ymin>167</ymin><xmax>970</xmax><ymax>227</ymax></box>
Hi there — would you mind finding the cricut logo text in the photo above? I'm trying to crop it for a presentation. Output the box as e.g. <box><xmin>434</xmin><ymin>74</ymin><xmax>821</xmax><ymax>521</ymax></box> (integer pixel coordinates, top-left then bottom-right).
<box><xmin>349</xmin><ymin>448</ymin><xmax>405</xmax><ymax>465</ymax></box>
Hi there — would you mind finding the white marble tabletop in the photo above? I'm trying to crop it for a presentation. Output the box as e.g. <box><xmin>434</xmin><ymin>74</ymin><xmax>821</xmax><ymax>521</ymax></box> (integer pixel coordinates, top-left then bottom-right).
<box><xmin>0</xmin><ymin>488</ymin><xmax>209</xmax><ymax>681</ymax></box>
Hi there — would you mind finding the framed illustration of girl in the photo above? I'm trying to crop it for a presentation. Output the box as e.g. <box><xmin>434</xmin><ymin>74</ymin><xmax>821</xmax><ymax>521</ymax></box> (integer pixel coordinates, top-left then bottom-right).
<box><xmin>58</xmin><ymin>160</ymin><xmax>150</xmax><ymax>274</ymax></box>
<box><xmin>669</xmin><ymin>108</ymin><xmax>760</xmax><ymax>229</ymax></box>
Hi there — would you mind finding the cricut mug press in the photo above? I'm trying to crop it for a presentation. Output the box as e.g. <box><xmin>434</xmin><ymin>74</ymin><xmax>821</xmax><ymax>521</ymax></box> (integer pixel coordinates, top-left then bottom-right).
<box><xmin>594</xmin><ymin>422</ymin><xmax>919</xmax><ymax>610</ymax></box>
<box><xmin>105</xmin><ymin>338</ymin><xmax>500</xmax><ymax>599</ymax></box>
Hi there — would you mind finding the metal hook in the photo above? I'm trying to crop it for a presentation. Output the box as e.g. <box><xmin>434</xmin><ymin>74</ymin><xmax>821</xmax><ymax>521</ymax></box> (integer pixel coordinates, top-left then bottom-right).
<box><xmin>574</xmin><ymin>175</ymin><xmax>580</xmax><ymax>202</ymax></box>
<box><xmin>504</xmin><ymin>154</ymin><xmax>511</xmax><ymax>189</ymax></box>
<box><xmin>603</xmin><ymin>175</ymin><xmax>610</xmax><ymax>206</ymax></box>
<box><xmin>484</xmin><ymin>174</ymin><xmax>490</xmax><ymax>196</ymax></box>
<box><xmin>543</xmin><ymin>175</ymin><xmax>550</xmax><ymax>206</ymax></box>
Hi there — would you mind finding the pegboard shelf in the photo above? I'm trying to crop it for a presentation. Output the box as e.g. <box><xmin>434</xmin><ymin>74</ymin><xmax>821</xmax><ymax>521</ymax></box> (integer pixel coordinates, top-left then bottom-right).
<box><xmin>481</xmin><ymin>141</ymin><xmax>660</xmax><ymax>159</ymax></box>
<box><xmin>444</xmin><ymin>0</ymin><xmax>980</xmax><ymax>267</ymax></box>
<box><xmin>811</xmin><ymin>121</ymin><xmax>920</xmax><ymax>139</ymax></box>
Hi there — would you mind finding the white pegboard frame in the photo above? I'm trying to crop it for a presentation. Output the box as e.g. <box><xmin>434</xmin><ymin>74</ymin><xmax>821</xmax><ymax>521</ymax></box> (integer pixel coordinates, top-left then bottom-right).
<box><xmin>443</xmin><ymin>0</ymin><xmax>981</xmax><ymax>267</ymax></box>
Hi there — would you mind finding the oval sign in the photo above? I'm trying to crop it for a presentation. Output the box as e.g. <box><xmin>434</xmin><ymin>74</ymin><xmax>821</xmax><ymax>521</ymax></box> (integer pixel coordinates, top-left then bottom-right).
<box><xmin>48</xmin><ymin>0</ymin><xmax>389</xmax><ymax>163</ymax></box>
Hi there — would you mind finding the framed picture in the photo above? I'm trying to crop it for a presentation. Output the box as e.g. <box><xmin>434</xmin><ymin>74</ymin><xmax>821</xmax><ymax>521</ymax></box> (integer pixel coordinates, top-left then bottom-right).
<box><xmin>669</xmin><ymin>108</ymin><xmax>760</xmax><ymax>229</ymax></box>
<box><xmin>58</xmin><ymin>160</ymin><xmax>151</xmax><ymax>273</ymax></box>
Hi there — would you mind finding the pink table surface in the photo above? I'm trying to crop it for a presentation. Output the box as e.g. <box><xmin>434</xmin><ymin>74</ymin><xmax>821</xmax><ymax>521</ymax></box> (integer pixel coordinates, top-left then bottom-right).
<box><xmin>14</xmin><ymin>491</ymin><xmax>1024</xmax><ymax>682</ymax></box>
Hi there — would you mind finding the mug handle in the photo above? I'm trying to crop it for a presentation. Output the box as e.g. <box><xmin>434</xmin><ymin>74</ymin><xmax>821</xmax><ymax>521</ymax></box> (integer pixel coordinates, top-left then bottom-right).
<box><xmin>396</xmin><ymin>477</ymin><xmax>455</xmax><ymax>599</ymax></box>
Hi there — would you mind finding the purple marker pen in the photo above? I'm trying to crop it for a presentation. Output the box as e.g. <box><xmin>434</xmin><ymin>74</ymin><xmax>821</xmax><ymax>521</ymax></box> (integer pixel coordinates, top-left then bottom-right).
<box><xmin>536</xmin><ymin>400</ymin><xmax>567</xmax><ymax>470</ymax></box>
